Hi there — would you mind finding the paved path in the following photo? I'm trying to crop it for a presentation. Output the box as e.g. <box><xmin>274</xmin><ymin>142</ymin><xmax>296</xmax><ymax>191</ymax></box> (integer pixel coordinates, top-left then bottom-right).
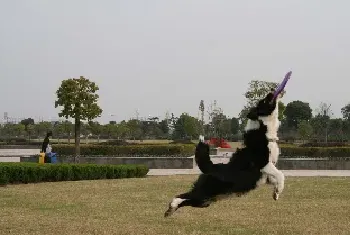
<box><xmin>147</xmin><ymin>169</ymin><xmax>350</xmax><ymax>176</ymax></box>
<box><xmin>0</xmin><ymin>149</ymin><xmax>39</xmax><ymax>156</ymax></box>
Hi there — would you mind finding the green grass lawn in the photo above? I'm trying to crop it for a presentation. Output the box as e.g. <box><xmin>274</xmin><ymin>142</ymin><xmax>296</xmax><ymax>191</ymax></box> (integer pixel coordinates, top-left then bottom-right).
<box><xmin>1</xmin><ymin>176</ymin><xmax>350</xmax><ymax>235</ymax></box>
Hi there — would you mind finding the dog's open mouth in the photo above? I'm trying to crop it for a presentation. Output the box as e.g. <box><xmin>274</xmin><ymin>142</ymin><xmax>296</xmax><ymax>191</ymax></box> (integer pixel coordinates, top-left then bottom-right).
<box><xmin>272</xmin><ymin>71</ymin><xmax>292</xmax><ymax>100</ymax></box>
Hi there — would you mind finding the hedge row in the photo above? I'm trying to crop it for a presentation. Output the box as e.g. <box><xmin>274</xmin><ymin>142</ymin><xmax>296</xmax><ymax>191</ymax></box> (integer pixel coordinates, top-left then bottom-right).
<box><xmin>50</xmin><ymin>144</ymin><xmax>350</xmax><ymax>158</ymax></box>
<box><xmin>0</xmin><ymin>163</ymin><xmax>149</xmax><ymax>186</ymax></box>
<box><xmin>280</xmin><ymin>146</ymin><xmax>350</xmax><ymax>158</ymax></box>
<box><xmin>52</xmin><ymin>144</ymin><xmax>195</xmax><ymax>156</ymax></box>
<box><xmin>299</xmin><ymin>142</ymin><xmax>349</xmax><ymax>147</ymax></box>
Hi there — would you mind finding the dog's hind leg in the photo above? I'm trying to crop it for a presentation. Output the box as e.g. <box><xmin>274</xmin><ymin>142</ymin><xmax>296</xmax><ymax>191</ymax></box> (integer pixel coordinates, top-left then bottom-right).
<box><xmin>164</xmin><ymin>192</ymin><xmax>211</xmax><ymax>217</ymax></box>
<box><xmin>261</xmin><ymin>162</ymin><xmax>285</xmax><ymax>200</ymax></box>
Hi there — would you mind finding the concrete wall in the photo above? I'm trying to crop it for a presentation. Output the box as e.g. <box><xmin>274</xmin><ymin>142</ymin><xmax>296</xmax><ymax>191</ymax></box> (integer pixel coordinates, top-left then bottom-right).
<box><xmin>277</xmin><ymin>158</ymin><xmax>350</xmax><ymax>170</ymax></box>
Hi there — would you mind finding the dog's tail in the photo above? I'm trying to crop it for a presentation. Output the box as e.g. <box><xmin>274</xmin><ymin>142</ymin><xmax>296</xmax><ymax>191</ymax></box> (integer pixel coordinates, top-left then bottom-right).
<box><xmin>195</xmin><ymin>135</ymin><xmax>214</xmax><ymax>174</ymax></box>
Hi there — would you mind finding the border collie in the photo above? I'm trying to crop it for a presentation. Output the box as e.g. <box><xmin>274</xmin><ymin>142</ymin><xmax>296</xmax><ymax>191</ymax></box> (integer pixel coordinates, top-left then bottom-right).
<box><xmin>164</xmin><ymin>91</ymin><xmax>284</xmax><ymax>217</ymax></box>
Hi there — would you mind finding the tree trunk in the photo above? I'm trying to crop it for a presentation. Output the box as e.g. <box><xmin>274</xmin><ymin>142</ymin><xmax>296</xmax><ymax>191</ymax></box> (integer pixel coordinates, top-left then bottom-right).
<box><xmin>74</xmin><ymin>118</ymin><xmax>81</xmax><ymax>163</ymax></box>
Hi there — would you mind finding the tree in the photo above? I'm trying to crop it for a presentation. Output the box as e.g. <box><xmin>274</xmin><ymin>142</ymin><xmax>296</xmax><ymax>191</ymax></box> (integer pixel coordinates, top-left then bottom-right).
<box><xmin>314</xmin><ymin>102</ymin><xmax>333</xmax><ymax>143</ymax></box>
<box><xmin>62</xmin><ymin>120</ymin><xmax>74</xmax><ymax>143</ymax></box>
<box><xmin>127</xmin><ymin>119</ymin><xmax>143</xmax><ymax>140</ymax></box>
<box><xmin>173</xmin><ymin>113</ymin><xmax>200</xmax><ymax>139</ymax></box>
<box><xmin>284</xmin><ymin>101</ymin><xmax>312</xmax><ymax>129</ymax></box>
<box><xmin>53</xmin><ymin>122</ymin><xmax>65</xmax><ymax>143</ymax></box>
<box><xmin>88</xmin><ymin>121</ymin><xmax>103</xmax><ymax>142</ymax></box>
<box><xmin>34</xmin><ymin>121</ymin><xmax>53</xmax><ymax>138</ymax></box>
<box><xmin>278</xmin><ymin>102</ymin><xmax>286</xmax><ymax>120</ymax></box>
<box><xmin>169</xmin><ymin>113</ymin><xmax>177</xmax><ymax>135</ymax></box>
<box><xmin>207</xmin><ymin>100</ymin><xmax>226</xmax><ymax>137</ymax></box>
<box><xmin>341</xmin><ymin>103</ymin><xmax>350</xmax><ymax>120</ymax></box>
<box><xmin>116</xmin><ymin>121</ymin><xmax>130</xmax><ymax>139</ymax></box>
<box><xmin>230</xmin><ymin>117</ymin><xmax>239</xmax><ymax>135</ymax></box>
<box><xmin>244</xmin><ymin>80</ymin><xmax>283</xmax><ymax>107</ymax></box>
<box><xmin>104</xmin><ymin>123</ymin><xmax>117</xmax><ymax>139</ymax></box>
<box><xmin>297</xmin><ymin>120</ymin><xmax>313</xmax><ymax>143</ymax></box>
<box><xmin>20</xmin><ymin>118</ymin><xmax>35</xmax><ymax>131</ymax></box>
<box><xmin>14</xmin><ymin>124</ymin><xmax>26</xmax><ymax>137</ymax></box>
<box><xmin>220</xmin><ymin>118</ymin><xmax>232</xmax><ymax>138</ymax></box>
<box><xmin>239</xmin><ymin>80</ymin><xmax>285</xmax><ymax>127</ymax></box>
<box><xmin>80</xmin><ymin>122</ymin><xmax>91</xmax><ymax>144</ymax></box>
<box><xmin>328</xmin><ymin>118</ymin><xmax>344</xmax><ymax>141</ymax></box>
<box><xmin>55</xmin><ymin>76</ymin><xmax>102</xmax><ymax>160</ymax></box>
<box><xmin>199</xmin><ymin>100</ymin><xmax>205</xmax><ymax>133</ymax></box>
<box><xmin>159</xmin><ymin>119</ymin><xmax>170</xmax><ymax>138</ymax></box>
<box><xmin>211</xmin><ymin>112</ymin><xmax>229</xmax><ymax>138</ymax></box>
<box><xmin>26</xmin><ymin>124</ymin><xmax>35</xmax><ymax>141</ymax></box>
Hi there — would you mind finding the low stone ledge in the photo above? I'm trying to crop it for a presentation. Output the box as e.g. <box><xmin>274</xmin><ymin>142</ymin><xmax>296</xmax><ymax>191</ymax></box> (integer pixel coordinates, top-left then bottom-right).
<box><xmin>277</xmin><ymin>158</ymin><xmax>350</xmax><ymax>170</ymax></box>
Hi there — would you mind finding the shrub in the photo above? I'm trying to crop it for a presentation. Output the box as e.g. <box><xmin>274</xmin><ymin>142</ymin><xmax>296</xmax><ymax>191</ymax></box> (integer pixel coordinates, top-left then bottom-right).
<box><xmin>52</xmin><ymin>144</ymin><xmax>195</xmax><ymax>156</ymax></box>
<box><xmin>299</xmin><ymin>142</ymin><xmax>348</xmax><ymax>147</ymax></box>
<box><xmin>0</xmin><ymin>163</ymin><xmax>149</xmax><ymax>186</ymax></box>
<box><xmin>0</xmin><ymin>137</ymin><xmax>28</xmax><ymax>145</ymax></box>
<box><xmin>280</xmin><ymin>146</ymin><xmax>350</xmax><ymax>158</ymax></box>
<box><xmin>97</xmin><ymin>139</ymin><xmax>131</xmax><ymax>146</ymax></box>
<box><xmin>169</xmin><ymin>139</ymin><xmax>195</xmax><ymax>144</ymax></box>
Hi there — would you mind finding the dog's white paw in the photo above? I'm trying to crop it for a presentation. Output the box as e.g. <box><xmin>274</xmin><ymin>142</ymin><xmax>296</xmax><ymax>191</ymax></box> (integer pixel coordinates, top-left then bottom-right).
<box><xmin>199</xmin><ymin>135</ymin><xmax>205</xmax><ymax>143</ymax></box>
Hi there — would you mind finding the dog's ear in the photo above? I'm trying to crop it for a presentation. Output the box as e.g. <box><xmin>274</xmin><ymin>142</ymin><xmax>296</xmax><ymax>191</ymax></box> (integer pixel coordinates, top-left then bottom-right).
<box><xmin>247</xmin><ymin>107</ymin><xmax>258</xmax><ymax>120</ymax></box>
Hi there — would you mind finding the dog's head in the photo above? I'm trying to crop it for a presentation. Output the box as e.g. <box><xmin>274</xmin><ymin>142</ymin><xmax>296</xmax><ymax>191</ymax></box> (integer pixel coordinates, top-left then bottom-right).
<box><xmin>247</xmin><ymin>89</ymin><xmax>281</xmax><ymax>121</ymax></box>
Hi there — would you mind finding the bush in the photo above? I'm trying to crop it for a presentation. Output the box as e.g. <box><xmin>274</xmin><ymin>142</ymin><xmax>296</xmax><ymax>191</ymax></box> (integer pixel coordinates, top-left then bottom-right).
<box><xmin>52</xmin><ymin>144</ymin><xmax>195</xmax><ymax>156</ymax></box>
<box><xmin>97</xmin><ymin>139</ymin><xmax>131</xmax><ymax>146</ymax></box>
<box><xmin>0</xmin><ymin>163</ymin><xmax>149</xmax><ymax>186</ymax></box>
<box><xmin>0</xmin><ymin>137</ymin><xmax>28</xmax><ymax>145</ymax></box>
<box><xmin>299</xmin><ymin>142</ymin><xmax>348</xmax><ymax>147</ymax></box>
<box><xmin>169</xmin><ymin>139</ymin><xmax>195</xmax><ymax>144</ymax></box>
<box><xmin>280</xmin><ymin>146</ymin><xmax>350</xmax><ymax>158</ymax></box>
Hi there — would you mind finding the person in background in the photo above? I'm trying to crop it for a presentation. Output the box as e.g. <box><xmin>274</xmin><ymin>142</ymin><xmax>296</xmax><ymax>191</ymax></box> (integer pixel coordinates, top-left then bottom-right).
<box><xmin>41</xmin><ymin>131</ymin><xmax>52</xmax><ymax>153</ymax></box>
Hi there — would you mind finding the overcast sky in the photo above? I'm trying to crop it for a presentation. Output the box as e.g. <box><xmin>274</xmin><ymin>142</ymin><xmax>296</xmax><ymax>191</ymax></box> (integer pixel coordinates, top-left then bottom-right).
<box><xmin>0</xmin><ymin>0</ymin><xmax>349</xmax><ymax>124</ymax></box>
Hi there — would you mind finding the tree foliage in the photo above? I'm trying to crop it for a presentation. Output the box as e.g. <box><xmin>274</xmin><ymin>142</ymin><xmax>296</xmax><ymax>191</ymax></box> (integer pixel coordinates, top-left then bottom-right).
<box><xmin>173</xmin><ymin>113</ymin><xmax>200</xmax><ymax>139</ymax></box>
<box><xmin>284</xmin><ymin>101</ymin><xmax>312</xmax><ymax>129</ymax></box>
<box><xmin>311</xmin><ymin>102</ymin><xmax>333</xmax><ymax>142</ymax></box>
<box><xmin>55</xmin><ymin>76</ymin><xmax>102</xmax><ymax>158</ymax></box>
<box><xmin>341</xmin><ymin>103</ymin><xmax>350</xmax><ymax>120</ymax></box>
<box><xmin>297</xmin><ymin>120</ymin><xmax>313</xmax><ymax>142</ymax></box>
<box><xmin>20</xmin><ymin>118</ymin><xmax>35</xmax><ymax>130</ymax></box>
<box><xmin>244</xmin><ymin>80</ymin><xmax>281</xmax><ymax>107</ymax></box>
<box><xmin>230</xmin><ymin>117</ymin><xmax>239</xmax><ymax>135</ymax></box>
<box><xmin>239</xmin><ymin>80</ymin><xmax>286</xmax><ymax>126</ymax></box>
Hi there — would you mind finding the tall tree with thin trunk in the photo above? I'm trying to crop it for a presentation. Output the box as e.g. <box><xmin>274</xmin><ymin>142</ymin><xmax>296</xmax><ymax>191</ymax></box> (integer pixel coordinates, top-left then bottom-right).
<box><xmin>55</xmin><ymin>76</ymin><xmax>102</xmax><ymax>161</ymax></box>
<box><xmin>199</xmin><ymin>100</ymin><xmax>205</xmax><ymax>133</ymax></box>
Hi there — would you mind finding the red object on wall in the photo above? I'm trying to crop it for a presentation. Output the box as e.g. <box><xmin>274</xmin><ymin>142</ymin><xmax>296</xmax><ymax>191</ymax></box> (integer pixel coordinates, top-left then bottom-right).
<box><xmin>208</xmin><ymin>137</ymin><xmax>231</xmax><ymax>148</ymax></box>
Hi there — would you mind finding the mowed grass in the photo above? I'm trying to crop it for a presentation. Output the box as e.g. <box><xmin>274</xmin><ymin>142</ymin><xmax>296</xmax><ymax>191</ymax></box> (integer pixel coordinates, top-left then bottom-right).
<box><xmin>1</xmin><ymin>176</ymin><xmax>350</xmax><ymax>235</ymax></box>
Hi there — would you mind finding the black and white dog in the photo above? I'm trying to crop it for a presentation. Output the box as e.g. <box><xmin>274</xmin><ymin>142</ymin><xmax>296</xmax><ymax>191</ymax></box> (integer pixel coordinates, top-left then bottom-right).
<box><xmin>164</xmin><ymin>91</ymin><xmax>284</xmax><ymax>217</ymax></box>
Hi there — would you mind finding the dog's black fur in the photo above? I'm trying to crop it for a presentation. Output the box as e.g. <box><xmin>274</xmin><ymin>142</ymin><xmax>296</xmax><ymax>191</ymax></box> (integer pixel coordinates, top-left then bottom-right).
<box><xmin>164</xmin><ymin>92</ymin><xmax>279</xmax><ymax>217</ymax></box>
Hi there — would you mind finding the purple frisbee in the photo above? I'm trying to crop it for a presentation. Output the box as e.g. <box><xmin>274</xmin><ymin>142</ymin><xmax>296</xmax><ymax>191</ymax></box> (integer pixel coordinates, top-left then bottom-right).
<box><xmin>273</xmin><ymin>71</ymin><xmax>292</xmax><ymax>100</ymax></box>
